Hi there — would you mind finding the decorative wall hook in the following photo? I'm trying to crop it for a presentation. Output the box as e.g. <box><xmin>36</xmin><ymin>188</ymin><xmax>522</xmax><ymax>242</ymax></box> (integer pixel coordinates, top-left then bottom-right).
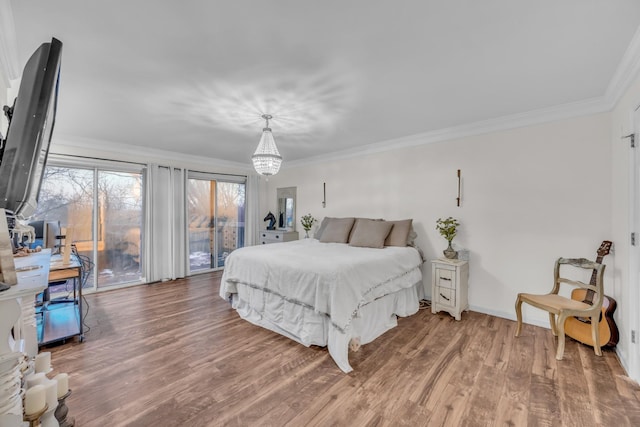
<box><xmin>322</xmin><ymin>182</ymin><xmax>326</xmax><ymax>208</ymax></box>
<box><xmin>456</xmin><ymin>169</ymin><xmax>461</xmax><ymax>207</ymax></box>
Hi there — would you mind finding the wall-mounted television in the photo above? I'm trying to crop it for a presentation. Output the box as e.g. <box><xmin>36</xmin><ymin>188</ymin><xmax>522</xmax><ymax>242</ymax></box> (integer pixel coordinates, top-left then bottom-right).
<box><xmin>0</xmin><ymin>37</ymin><xmax>62</xmax><ymax>219</ymax></box>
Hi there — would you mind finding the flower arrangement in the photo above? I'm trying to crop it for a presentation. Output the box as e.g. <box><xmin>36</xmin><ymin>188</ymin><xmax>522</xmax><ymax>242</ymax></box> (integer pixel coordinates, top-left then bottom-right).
<box><xmin>300</xmin><ymin>214</ymin><xmax>316</xmax><ymax>231</ymax></box>
<box><xmin>436</xmin><ymin>217</ymin><xmax>460</xmax><ymax>259</ymax></box>
<box><xmin>436</xmin><ymin>217</ymin><xmax>459</xmax><ymax>243</ymax></box>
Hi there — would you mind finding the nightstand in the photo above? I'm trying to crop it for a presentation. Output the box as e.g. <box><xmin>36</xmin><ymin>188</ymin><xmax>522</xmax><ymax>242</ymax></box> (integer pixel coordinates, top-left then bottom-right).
<box><xmin>431</xmin><ymin>259</ymin><xmax>469</xmax><ymax>320</ymax></box>
<box><xmin>260</xmin><ymin>229</ymin><xmax>299</xmax><ymax>244</ymax></box>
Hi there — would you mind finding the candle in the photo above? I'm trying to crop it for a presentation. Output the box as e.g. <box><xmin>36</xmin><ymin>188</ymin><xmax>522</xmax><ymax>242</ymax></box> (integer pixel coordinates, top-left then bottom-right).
<box><xmin>24</xmin><ymin>384</ymin><xmax>46</xmax><ymax>415</ymax></box>
<box><xmin>26</xmin><ymin>372</ymin><xmax>47</xmax><ymax>388</ymax></box>
<box><xmin>54</xmin><ymin>373</ymin><xmax>69</xmax><ymax>398</ymax></box>
<box><xmin>34</xmin><ymin>352</ymin><xmax>51</xmax><ymax>373</ymax></box>
<box><xmin>43</xmin><ymin>379</ymin><xmax>58</xmax><ymax>409</ymax></box>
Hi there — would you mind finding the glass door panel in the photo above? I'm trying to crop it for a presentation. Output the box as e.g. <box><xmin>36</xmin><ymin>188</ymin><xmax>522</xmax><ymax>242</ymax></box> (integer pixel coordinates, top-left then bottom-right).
<box><xmin>215</xmin><ymin>181</ymin><xmax>245</xmax><ymax>268</ymax></box>
<box><xmin>96</xmin><ymin>171</ymin><xmax>144</xmax><ymax>288</ymax></box>
<box><xmin>188</xmin><ymin>178</ymin><xmax>215</xmax><ymax>272</ymax></box>
<box><xmin>34</xmin><ymin>166</ymin><xmax>96</xmax><ymax>289</ymax></box>
<box><xmin>187</xmin><ymin>177</ymin><xmax>245</xmax><ymax>272</ymax></box>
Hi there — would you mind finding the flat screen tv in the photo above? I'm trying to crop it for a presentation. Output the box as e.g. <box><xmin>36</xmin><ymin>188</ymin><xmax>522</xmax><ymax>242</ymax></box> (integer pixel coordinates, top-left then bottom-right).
<box><xmin>0</xmin><ymin>37</ymin><xmax>62</xmax><ymax>219</ymax></box>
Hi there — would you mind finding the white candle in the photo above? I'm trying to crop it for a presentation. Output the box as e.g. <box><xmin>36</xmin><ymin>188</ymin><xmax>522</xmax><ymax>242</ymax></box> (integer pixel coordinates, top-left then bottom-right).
<box><xmin>54</xmin><ymin>373</ymin><xmax>69</xmax><ymax>398</ymax></box>
<box><xmin>43</xmin><ymin>379</ymin><xmax>58</xmax><ymax>409</ymax></box>
<box><xmin>34</xmin><ymin>352</ymin><xmax>51</xmax><ymax>373</ymax></box>
<box><xmin>24</xmin><ymin>384</ymin><xmax>46</xmax><ymax>415</ymax></box>
<box><xmin>26</xmin><ymin>372</ymin><xmax>47</xmax><ymax>388</ymax></box>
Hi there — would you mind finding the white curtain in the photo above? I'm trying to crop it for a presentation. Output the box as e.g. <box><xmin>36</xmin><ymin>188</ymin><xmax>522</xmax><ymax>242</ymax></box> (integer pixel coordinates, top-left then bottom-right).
<box><xmin>245</xmin><ymin>173</ymin><xmax>261</xmax><ymax>246</ymax></box>
<box><xmin>172</xmin><ymin>168</ymin><xmax>187</xmax><ymax>278</ymax></box>
<box><xmin>145</xmin><ymin>164</ymin><xmax>187</xmax><ymax>282</ymax></box>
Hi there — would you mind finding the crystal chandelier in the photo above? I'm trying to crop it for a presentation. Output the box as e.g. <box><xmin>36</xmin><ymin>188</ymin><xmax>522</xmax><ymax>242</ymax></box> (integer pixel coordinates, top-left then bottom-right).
<box><xmin>251</xmin><ymin>114</ymin><xmax>282</xmax><ymax>176</ymax></box>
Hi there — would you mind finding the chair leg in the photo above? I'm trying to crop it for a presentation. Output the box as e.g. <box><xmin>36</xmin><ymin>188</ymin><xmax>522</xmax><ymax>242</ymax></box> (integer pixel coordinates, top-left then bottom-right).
<box><xmin>548</xmin><ymin>313</ymin><xmax>558</xmax><ymax>336</ymax></box>
<box><xmin>591</xmin><ymin>315</ymin><xmax>602</xmax><ymax>356</ymax></box>
<box><xmin>555</xmin><ymin>313</ymin><xmax>567</xmax><ymax>360</ymax></box>
<box><xmin>515</xmin><ymin>296</ymin><xmax>523</xmax><ymax>337</ymax></box>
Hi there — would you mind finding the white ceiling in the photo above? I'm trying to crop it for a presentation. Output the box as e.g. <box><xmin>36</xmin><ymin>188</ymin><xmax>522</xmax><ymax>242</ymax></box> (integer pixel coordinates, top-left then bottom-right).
<box><xmin>7</xmin><ymin>1</ymin><xmax>640</xmax><ymax>167</ymax></box>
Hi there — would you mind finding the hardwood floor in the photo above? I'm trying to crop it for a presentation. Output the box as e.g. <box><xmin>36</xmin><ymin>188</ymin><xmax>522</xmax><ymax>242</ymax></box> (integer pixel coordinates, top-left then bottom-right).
<box><xmin>43</xmin><ymin>272</ymin><xmax>640</xmax><ymax>426</ymax></box>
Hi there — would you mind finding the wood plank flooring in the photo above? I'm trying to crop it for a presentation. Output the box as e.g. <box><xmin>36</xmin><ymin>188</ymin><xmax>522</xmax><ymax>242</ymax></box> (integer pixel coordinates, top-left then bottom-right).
<box><xmin>43</xmin><ymin>272</ymin><xmax>640</xmax><ymax>426</ymax></box>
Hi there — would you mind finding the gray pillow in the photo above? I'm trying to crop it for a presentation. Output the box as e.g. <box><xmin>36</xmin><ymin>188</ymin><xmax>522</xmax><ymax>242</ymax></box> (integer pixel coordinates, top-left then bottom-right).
<box><xmin>348</xmin><ymin>217</ymin><xmax>384</xmax><ymax>242</ymax></box>
<box><xmin>349</xmin><ymin>219</ymin><xmax>394</xmax><ymax>249</ymax></box>
<box><xmin>314</xmin><ymin>217</ymin><xmax>332</xmax><ymax>240</ymax></box>
<box><xmin>319</xmin><ymin>217</ymin><xmax>355</xmax><ymax>243</ymax></box>
<box><xmin>384</xmin><ymin>219</ymin><xmax>413</xmax><ymax>247</ymax></box>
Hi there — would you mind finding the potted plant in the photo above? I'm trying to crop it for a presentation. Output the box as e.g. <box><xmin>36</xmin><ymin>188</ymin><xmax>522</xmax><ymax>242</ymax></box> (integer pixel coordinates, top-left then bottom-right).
<box><xmin>300</xmin><ymin>214</ymin><xmax>316</xmax><ymax>238</ymax></box>
<box><xmin>436</xmin><ymin>217</ymin><xmax>460</xmax><ymax>259</ymax></box>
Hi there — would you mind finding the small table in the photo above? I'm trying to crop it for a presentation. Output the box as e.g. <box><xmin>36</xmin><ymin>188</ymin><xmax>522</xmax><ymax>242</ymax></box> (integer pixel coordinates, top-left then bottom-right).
<box><xmin>431</xmin><ymin>259</ymin><xmax>469</xmax><ymax>321</ymax></box>
<box><xmin>259</xmin><ymin>229</ymin><xmax>299</xmax><ymax>244</ymax></box>
<box><xmin>38</xmin><ymin>253</ymin><xmax>84</xmax><ymax>345</ymax></box>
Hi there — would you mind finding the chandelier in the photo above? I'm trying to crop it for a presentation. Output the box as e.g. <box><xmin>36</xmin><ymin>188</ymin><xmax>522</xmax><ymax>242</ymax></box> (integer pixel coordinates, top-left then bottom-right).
<box><xmin>251</xmin><ymin>114</ymin><xmax>282</xmax><ymax>176</ymax></box>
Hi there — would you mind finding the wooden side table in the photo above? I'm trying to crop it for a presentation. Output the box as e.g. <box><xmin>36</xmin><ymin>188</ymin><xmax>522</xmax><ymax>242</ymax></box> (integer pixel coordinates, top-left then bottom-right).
<box><xmin>431</xmin><ymin>259</ymin><xmax>469</xmax><ymax>320</ymax></box>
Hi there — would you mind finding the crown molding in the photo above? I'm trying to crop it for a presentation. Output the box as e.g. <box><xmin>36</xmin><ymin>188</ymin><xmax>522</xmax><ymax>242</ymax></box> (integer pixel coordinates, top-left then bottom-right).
<box><xmin>51</xmin><ymin>135</ymin><xmax>252</xmax><ymax>172</ymax></box>
<box><xmin>54</xmin><ymin>95</ymin><xmax>609</xmax><ymax>174</ymax></box>
<box><xmin>286</xmin><ymin>96</ymin><xmax>608</xmax><ymax>168</ymax></box>
<box><xmin>604</xmin><ymin>24</ymin><xmax>640</xmax><ymax>109</ymax></box>
<box><xmin>0</xmin><ymin>0</ymin><xmax>19</xmax><ymax>87</ymax></box>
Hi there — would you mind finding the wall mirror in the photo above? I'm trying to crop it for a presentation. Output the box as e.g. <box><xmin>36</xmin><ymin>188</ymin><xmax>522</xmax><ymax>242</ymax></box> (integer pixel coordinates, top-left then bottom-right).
<box><xmin>276</xmin><ymin>187</ymin><xmax>296</xmax><ymax>230</ymax></box>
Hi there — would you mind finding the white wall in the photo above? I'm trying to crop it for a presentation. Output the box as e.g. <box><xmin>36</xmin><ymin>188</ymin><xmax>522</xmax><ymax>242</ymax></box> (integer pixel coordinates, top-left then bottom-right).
<box><xmin>265</xmin><ymin>114</ymin><xmax>612</xmax><ymax>327</ymax></box>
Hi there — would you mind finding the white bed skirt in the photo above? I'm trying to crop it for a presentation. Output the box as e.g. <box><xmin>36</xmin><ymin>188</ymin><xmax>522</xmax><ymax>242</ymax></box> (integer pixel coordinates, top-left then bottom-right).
<box><xmin>230</xmin><ymin>281</ymin><xmax>421</xmax><ymax>373</ymax></box>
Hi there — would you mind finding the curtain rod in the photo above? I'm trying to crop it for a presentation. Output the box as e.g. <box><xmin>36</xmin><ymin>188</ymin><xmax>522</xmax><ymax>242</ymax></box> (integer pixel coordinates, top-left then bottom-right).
<box><xmin>50</xmin><ymin>153</ymin><xmax>248</xmax><ymax>178</ymax></box>
<box><xmin>49</xmin><ymin>152</ymin><xmax>145</xmax><ymax>166</ymax></box>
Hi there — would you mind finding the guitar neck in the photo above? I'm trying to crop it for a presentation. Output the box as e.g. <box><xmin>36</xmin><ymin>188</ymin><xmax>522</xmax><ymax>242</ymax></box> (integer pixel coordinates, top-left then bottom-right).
<box><xmin>584</xmin><ymin>255</ymin><xmax>604</xmax><ymax>304</ymax></box>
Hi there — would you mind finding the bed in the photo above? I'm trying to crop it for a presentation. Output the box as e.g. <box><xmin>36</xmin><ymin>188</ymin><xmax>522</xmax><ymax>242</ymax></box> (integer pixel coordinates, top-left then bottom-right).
<box><xmin>219</xmin><ymin>217</ymin><xmax>424</xmax><ymax>372</ymax></box>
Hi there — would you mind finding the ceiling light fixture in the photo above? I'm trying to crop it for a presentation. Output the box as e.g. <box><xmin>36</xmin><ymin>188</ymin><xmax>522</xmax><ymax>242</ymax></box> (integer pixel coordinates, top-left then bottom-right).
<box><xmin>252</xmin><ymin>114</ymin><xmax>282</xmax><ymax>176</ymax></box>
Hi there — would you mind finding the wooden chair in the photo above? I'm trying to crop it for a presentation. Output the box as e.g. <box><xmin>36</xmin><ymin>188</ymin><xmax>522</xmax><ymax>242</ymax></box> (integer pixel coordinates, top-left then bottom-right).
<box><xmin>514</xmin><ymin>257</ymin><xmax>605</xmax><ymax>360</ymax></box>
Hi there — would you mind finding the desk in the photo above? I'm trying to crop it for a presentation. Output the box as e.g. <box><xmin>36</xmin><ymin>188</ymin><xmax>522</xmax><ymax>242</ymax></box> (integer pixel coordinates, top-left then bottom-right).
<box><xmin>37</xmin><ymin>253</ymin><xmax>84</xmax><ymax>346</ymax></box>
<box><xmin>49</xmin><ymin>254</ymin><xmax>82</xmax><ymax>299</ymax></box>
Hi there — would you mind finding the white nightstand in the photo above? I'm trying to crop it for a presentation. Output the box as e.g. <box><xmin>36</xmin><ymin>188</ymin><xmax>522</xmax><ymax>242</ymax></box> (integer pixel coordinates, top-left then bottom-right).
<box><xmin>431</xmin><ymin>259</ymin><xmax>469</xmax><ymax>321</ymax></box>
<box><xmin>260</xmin><ymin>229</ymin><xmax>299</xmax><ymax>245</ymax></box>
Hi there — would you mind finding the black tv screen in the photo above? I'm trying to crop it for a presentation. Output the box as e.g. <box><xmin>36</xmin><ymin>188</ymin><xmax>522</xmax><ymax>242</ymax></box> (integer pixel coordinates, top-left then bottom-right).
<box><xmin>0</xmin><ymin>37</ymin><xmax>62</xmax><ymax>219</ymax></box>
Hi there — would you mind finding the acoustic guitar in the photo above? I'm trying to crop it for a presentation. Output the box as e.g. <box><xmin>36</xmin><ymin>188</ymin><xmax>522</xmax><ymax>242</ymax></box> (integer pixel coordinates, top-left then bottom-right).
<box><xmin>564</xmin><ymin>240</ymin><xmax>619</xmax><ymax>347</ymax></box>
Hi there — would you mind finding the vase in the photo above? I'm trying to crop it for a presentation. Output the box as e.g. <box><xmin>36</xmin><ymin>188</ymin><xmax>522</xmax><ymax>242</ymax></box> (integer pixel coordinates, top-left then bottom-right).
<box><xmin>304</xmin><ymin>229</ymin><xmax>310</xmax><ymax>238</ymax></box>
<box><xmin>443</xmin><ymin>242</ymin><xmax>458</xmax><ymax>259</ymax></box>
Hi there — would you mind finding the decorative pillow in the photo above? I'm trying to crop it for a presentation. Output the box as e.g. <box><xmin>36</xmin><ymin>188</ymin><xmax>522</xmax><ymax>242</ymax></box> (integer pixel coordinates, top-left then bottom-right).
<box><xmin>349</xmin><ymin>219</ymin><xmax>394</xmax><ymax>249</ymax></box>
<box><xmin>319</xmin><ymin>217</ymin><xmax>355</xmax><ymax>243</ymax></box>
<box><xmin>314</xmin><ymin>217</ymin><xmax>333</xmax><ymax>240</ymax></box>
<box><xmin>384</xmin><ymin>219</ymin><xmax>413</xmax><ymax>247</ymax></box>
<box><xmin>348</xmin><ymin>217</ymin><xmax>384</xmax><ymax>242</ymax></box>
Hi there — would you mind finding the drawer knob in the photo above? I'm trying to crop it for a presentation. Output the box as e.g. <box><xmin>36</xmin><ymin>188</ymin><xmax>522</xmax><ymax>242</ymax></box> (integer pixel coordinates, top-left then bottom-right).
<box><xmin>275</xmin><ymin>235</ymin><xmax>280</xmax><ymax>239</ymax></box>
<box><xmin>440</xmin><ymin>277</ymin><xmax>451</xmax><ymax>281</ymax></box>
<box><xmin>439</xmin><ymin>293</ymin><xmax>450</xmax><ymax>301</ymax></box>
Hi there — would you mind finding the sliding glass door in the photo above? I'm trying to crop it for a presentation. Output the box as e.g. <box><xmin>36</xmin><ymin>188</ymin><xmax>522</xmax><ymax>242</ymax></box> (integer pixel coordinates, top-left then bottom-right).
<box><xmin>32</xmin><ymin>163</ymin><xmax>145</xmax><ymax>290</ymax></box>
<box><xmin>187</xmin><ymin>173</ymin><xmax>245</xmax><ymax>273</ymax></box>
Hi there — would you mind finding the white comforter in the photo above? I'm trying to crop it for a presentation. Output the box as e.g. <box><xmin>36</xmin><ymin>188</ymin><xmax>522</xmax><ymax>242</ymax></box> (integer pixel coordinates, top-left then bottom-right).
<box><xmin>220</xmin><ymin>239</ymin><xmax>423</xmax><ymax>369</ymax></box>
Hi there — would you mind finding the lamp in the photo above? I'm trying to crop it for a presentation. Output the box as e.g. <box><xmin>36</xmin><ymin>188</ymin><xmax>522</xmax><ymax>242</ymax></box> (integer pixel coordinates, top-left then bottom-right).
<box><xmin>252</xmin><ymin>114</ymin><xmax>282</xmax><ymax>176</ymax></box>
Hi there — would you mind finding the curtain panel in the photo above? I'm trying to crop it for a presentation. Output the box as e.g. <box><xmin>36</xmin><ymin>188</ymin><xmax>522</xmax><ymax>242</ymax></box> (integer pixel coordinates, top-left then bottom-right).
<box><xmin>145</xmin><ymin>164</ymin><xmax>187</xmax><ymax>282</ymax></box>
